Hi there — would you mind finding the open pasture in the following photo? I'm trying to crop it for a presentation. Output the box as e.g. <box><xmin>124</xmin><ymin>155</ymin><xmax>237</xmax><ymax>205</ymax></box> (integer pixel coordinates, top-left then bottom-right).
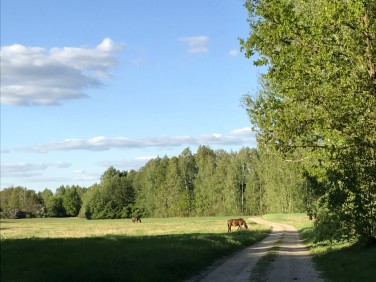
<box><xmin>1</xmin><ymin>217</ymin><xmax>248</xmax><ymax>239</ymax></box>
<box><xmin>1</xmin><ymin>217</ymin><xmax>269</xmax><ymax>281</ymax></box>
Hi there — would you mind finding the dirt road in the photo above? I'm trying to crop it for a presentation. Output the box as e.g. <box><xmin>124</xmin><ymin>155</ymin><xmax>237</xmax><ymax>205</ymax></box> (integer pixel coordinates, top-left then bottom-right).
<box><xmin>186</xmin><ymin>217</ymin><xmax>323</xmax><ymax>282</ymax></box>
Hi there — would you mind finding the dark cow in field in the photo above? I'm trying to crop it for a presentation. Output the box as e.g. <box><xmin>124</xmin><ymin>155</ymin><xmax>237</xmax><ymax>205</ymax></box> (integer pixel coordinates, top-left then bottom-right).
<box><xmin>131</xmin><ymin>215</ymin><xmax>141</xmax><ymax>223</ymax></box>
<box><xmin>227</xmin><ymin>218</ymin><xmax>248</xmax><ymax>232</ymax></box>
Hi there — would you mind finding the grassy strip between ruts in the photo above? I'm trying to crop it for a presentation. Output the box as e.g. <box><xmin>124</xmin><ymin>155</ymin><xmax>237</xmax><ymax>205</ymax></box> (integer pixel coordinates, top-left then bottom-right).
<box><xmin>1</xmin><ymin>217</ymin><xmax>270</xmax><ymax>282</ymax></box>
<box><xmin>249</xmin><ymin>234</ymin><xmax>283</xmax><ymax>282</ymax></box>
<box><xmin>262</xmin><ymin>214</ymin><xmax>376</xmax><ymax>282</ymax></box>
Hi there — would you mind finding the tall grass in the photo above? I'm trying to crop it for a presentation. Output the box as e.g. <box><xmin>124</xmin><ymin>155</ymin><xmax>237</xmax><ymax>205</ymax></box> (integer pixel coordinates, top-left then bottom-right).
<box><xmin>1</xmin><ymin>217</ymin><xmax>269</xmax><ymax>281</ymax></box>
<box><xmin>263</xmin><ymin>214</ymin><xmax>376</xmax><ymax>282</ymax></box>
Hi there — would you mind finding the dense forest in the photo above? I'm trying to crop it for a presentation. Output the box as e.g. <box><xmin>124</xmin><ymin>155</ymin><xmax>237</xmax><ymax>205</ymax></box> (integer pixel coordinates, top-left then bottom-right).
<box><xmin>0</xmin><ymin>146</ymin><xmax>310</xmax><ymax>220</ymax></box>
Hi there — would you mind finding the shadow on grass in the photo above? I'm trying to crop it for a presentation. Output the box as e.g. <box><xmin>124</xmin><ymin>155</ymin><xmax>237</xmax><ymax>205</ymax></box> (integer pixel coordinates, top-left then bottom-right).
<box><xmin>1</xmin><ymin>230</ymin><xmax>269</xmax><ymax>282</ymax></box>
<box><xmin>311</xmin><ymin>241</ymin><xmax>376</xmax><ymax>282</ymax></box>
<box><xmin>297</xmin><ymin>226</ymin><xmax>376</xmax><ymax>282</ymax></box>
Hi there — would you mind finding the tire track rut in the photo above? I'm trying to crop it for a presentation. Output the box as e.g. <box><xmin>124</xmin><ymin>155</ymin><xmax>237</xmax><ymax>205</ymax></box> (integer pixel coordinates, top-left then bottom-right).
<box><xmin>186</xmin><ymin>217</ymin><xmax>323</xmax><ymax>282</ymax></box>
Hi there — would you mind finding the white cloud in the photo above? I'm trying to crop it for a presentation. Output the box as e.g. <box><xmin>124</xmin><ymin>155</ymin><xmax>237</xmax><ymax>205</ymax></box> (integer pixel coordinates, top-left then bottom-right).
<box><xmin>229</xmin><ymin>127</ymin><xmax>253</xmax><ymax>136</ymax></box>
<box><xmin>20</xmin><ymin>128</ymin><xmax>256</xmax><ymax>152</ymax></box>
<box><xmin>179</xmin><ymin>36</ymin><xmax>209</xmax><ymax>54</ymax></box>
<box><xmin>1</xmin><ymin>161</ymin><xmax>71</xmax><ymax>176</ymax></box>
<box><xmin>0</xmin><ymin>161</ymin><xmax>99</xmax><ymax>189</ymax></box>
<box><xmin>0</xmin><ymin>38</ymin><xmax>124</xmax><ymax>106</ymax></box>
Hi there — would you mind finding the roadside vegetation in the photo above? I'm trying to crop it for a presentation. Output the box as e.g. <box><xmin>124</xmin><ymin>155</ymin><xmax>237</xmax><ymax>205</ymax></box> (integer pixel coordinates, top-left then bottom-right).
<box><xmin>241</xmin><ymin>0</ymin><xmax>375</xmax><ymax>243</ymax></box>
<box><xmin>264</xmin><ymin>214</ymin><xmax>376</xmax><ymax>282</ymax></box>
<box><xmin>1</xmin><ymin>217</ymin><xmax>269</xmax><ymax>282</ymax></box>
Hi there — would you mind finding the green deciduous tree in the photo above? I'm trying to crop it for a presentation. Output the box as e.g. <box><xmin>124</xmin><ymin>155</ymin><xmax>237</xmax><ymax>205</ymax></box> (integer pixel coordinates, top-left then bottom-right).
<box><xmin>241</xmin><ymin>0</ymin><xmax>376</xmax><ymax>241</ymax></box>
<box><xmin>194</xmin><ymin>146</ymin><xmax>217</xmax><ymax>216</ymax></box>
<box><xmin>243</xmin><ymin>149</ymin><xmax>265</xmax><ymax>215</ymax></box>
<box><xmin>63</xmin><ymin>187</ymin><xmax>83</xmax><ymax>217</ymax></box>
<box><xmin>178</xmin><ymin>148</ymin><xmax>197</xmax><ymax>216</ymax></box>
<box><xmin>49</xmin><ymin>197</ymin><xmax>66</xmax><ymax>217</ymax></box>
<box><xmin>259</xmin><ymin>152</ymin><xmax>306</xmax><ymax>214</ymax></box>
<box><xmin>133</xmin><ymin>157</ymin><xmax>169</xmax><ymax>217</ymax></box>
<box><xmin>164</xmin><ymin>157</ymin><xmax>186</xmax><ymax>217</ymax></box>
<box><xmin>212</xmin><ymin>150</ymin><xmax>234</xmax><ymax>215</ymax></box>
<box><xmin>149</xmin><ymin>156</ymin><xmax>170</xmax><ymax>217</ymax></box>
<box><xmin>0</xmin><ymin>187</ymin><xmax>45</xmax><ymax>217</ymax></box>
<box><xmin>84</xmin><ymin>167</ymin><xmax>135</xmax><ymax>219</ymax></box>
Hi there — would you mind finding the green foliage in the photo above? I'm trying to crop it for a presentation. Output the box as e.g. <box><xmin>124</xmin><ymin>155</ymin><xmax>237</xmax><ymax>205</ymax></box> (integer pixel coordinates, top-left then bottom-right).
<box><xmin>83</xmin><ymin>167</ymin><xmax>135</xmax><ymax>219</ymax></box>
<box><xmin>48</xmin><ymin>197</ymin><xmax>66</xmax><ymax>217</ymax></box>
<box><xmin>62</xmin><ymin>187</ymin><xmax>82</xmax><ymax>217</ymax></box>
<box><xmin>132</xmin><ymin>146</ymin><xmax>307</xmax><ymax>217</ymax></box>
<box><xmin>0</xmin><ymin>186</ymin><xmax>86</xmax><ymax>218</ymax></box>
<box><xmin>312</xmin><ymin>205</ymin><xmax>356</xmax><ymax>242</ymax></box>
<box><xmin>258</xmin><ymin>152</ymin><xmax>307</xmax><ymax>214</ymax></box>
<box><xmin>241</xmin><ymin>0</ymin><xmax>376</xmax><ymax>241</ymax></box>
<box><xmin>194</xmin><ymin>146</ymin><xmax>221</xmax><ymax>216</ymax></box>
<box><xmin>40</xmin><ymin>188</ymin><xmax>55</xmax><ymax>217</ymax></box>
<box><xmin>133</xmin><ymin>156</ymin><xmax>170</xmax><ymax>217</ymax></box>
<box><xmin>0</xmin><ymin>187</ymin><xmax>44</xmax><ymax>217</ymax></box>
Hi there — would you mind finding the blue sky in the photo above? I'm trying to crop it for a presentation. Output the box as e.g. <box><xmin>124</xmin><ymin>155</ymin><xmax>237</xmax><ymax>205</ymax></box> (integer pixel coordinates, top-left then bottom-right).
<box><xmin>1</xmin><ymin>0</ymin><xmax>262</xmax><ymax>192</ymax></box>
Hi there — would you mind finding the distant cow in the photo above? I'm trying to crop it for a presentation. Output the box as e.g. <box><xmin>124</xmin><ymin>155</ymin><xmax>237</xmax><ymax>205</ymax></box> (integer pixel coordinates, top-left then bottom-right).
<box><xmin>227</xmin><ymin>218</ymin><xmax>248</xmax><ymax>232</ymax></box>
<box><xmin>131</xmin><ymin>215</ymin><xmax>141</xmax><ymax>223</ymax></box>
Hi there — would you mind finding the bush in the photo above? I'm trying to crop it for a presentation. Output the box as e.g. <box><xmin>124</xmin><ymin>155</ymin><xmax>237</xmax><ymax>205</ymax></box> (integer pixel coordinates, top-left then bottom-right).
<box><xmin>7</xmin><ymin>209</ymin><xmax>27</xmax><ymax>219</ymax></box>
<box><xmin>314</xmin><ymin>206</ymin><xmax>357</xmax><ymax>242</ymax></box>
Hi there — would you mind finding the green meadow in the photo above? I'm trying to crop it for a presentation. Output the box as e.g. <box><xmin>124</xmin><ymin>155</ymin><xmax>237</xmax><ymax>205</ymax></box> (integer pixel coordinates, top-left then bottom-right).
<box><xmin>1</xmin><ymin>217</ymin><xmax>269</xmax><ymax>282</ymax></box>
<box><xmin>2</xmin><ymin>215</ymin><xmax>375</xmax><ymax>282</ymax></box>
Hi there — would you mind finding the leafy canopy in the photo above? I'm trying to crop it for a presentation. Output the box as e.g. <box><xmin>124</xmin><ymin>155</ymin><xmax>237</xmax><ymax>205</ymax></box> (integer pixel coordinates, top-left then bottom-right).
<box><xmin>240</xmin><ymin>0</ymin><xmax>376</xmax><ymax>240</ymax></box>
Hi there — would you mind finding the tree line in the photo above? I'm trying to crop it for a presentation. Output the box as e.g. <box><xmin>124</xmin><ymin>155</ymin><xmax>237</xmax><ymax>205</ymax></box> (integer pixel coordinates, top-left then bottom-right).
<box><xmin>0</xmin><ymin>146</ymin><xmax>309</xmax><ymax>220</ymax></box>
<box><xmin>0</xmin><ymin>185</ymin><xmax>86</xmax><ymax>218</ymax></box>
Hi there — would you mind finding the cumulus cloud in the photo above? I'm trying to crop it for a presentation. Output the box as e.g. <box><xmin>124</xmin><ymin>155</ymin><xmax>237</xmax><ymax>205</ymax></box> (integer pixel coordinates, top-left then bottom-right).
<box><xmin>179</xmin><ymin>36</ymin><xmax>209</xmax><ymax>54</ymax></box>
<box><xmin>0</xmin><ymin>38</ymin><xmax>124</xmax><ymax>106</ymax></box>
<box><xmin>20</xmin><ymin>128</ymin><xmax>256</xmax><ymax>153</ymax></box>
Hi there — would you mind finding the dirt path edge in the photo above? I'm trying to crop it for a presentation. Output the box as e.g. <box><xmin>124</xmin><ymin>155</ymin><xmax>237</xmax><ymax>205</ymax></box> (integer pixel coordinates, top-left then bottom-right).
<box><xmin>185</xmin><ymin>217</ymin><xmax>324</xmax><ymax>282</ymax></box>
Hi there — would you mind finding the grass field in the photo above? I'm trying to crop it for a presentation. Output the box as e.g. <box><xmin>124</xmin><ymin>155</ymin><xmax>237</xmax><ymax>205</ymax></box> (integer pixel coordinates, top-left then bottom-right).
<box><xmin>1</xmin><ymin>217</ymin><xmax>270</xmax><ymax>282</ymax></box>
<box><xmin>263</xmin><ymin>213</ymin><xmax>376</xmax><ymax>282</ymax></box>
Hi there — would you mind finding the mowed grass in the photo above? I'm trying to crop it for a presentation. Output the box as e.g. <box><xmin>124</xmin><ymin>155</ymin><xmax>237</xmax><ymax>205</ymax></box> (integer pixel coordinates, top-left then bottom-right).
<box><xmin>1</xmin><ymin>217</ymin><xmax>270</xmax><ymax>282</ymax></box>
<box><xmin>263</xmin><ymin>213</ymin><xmax>376</xmax><ymax>282</ymax></box>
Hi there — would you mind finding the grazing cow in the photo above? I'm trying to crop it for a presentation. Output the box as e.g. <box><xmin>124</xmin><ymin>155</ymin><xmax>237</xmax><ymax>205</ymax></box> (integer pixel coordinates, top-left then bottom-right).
<box><xmin>131</xmin><ymin>215</ymin><xmax>141</xmax><ymax>223</ymax></box>
<box><xmin>227</xmin><ymin>218</ymin><xmax>248</xmax><ymax>232</ymax></box>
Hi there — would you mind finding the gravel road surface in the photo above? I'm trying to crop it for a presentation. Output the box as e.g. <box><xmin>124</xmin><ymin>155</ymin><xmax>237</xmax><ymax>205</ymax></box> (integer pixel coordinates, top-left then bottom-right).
<box><xmin>186</xmin><ymin>217</ymin><xmax>323</xmax><ymax>282</ymax></box>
